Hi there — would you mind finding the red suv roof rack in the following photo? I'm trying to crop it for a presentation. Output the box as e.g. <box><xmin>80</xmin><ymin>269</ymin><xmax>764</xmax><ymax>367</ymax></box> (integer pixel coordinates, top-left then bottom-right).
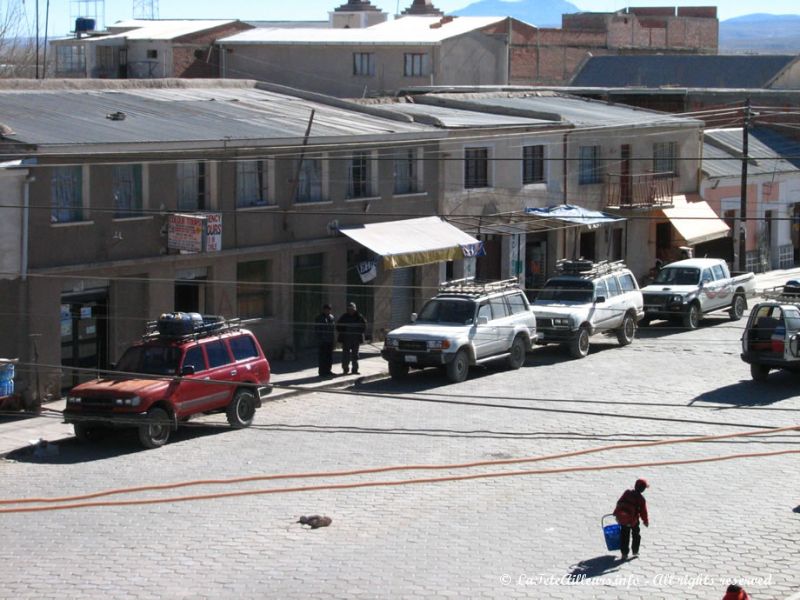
<box><xmin>142</xmin><ymin>314</ymin><xmax>242</xmax><ymax>342</ymax></box>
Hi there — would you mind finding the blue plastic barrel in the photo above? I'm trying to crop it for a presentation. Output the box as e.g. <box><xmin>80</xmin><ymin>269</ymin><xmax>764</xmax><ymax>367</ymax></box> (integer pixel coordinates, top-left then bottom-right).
<box><xmin>602</xmin><ymin>514</ymin><xmax>621</xmax><ymax>551</ymax></box>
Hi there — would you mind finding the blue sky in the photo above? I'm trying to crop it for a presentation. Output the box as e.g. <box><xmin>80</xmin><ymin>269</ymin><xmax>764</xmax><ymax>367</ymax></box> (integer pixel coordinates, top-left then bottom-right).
<box><xmin>31</xmin><ymin>0</ymin><xmax>800</xmax><ymax>38</ymax></box>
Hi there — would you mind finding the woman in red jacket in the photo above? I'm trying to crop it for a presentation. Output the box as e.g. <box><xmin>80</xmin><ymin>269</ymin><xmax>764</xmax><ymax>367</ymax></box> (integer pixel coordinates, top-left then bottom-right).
<box><xmin>613</xmin><ymin>478</ymin><xmax>649</xmax><ymax>560</ymax></box>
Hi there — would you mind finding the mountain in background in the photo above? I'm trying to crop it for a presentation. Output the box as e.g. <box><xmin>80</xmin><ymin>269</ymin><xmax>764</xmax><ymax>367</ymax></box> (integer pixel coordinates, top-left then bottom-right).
<box><xmin>720</xmin><ymin>14</ymin><xmax>800</xmax><ymax>53</ymax></box>
<box><xmin>451</xmin><ymin>0</ymin><xmax>580</xmax><ymax>27</ymax></box>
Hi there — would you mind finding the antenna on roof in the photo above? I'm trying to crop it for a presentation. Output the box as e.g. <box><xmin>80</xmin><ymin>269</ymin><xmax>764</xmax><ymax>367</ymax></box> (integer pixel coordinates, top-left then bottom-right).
<box><xmin>133</xmin><ymin>0</ymin><xmax>159</xmax><ymax>20</ymax></box>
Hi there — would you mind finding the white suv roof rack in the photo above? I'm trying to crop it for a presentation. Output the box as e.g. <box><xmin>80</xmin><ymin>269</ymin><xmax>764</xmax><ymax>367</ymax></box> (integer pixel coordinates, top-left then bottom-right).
<box><xmin>760</xmin><ymin>285</ymin><xmax>800</xmax><ymax>304</ymax></box>
<box><xmin>438</xmin><ymin>277</ymin><xmax>521</xmax><ymax>296</ymax></box>
<box><xmin>555</xmin><ymin>259</ymin><xmax>627</xmax><ymax>278</ymax></box>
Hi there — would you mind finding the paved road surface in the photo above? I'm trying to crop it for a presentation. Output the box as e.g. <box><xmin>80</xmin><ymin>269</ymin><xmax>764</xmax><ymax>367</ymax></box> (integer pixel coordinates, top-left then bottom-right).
<box><xmin>1</xmin><ymin>307</ymin><xmax>799</xmax><ymax>599</ymax></box>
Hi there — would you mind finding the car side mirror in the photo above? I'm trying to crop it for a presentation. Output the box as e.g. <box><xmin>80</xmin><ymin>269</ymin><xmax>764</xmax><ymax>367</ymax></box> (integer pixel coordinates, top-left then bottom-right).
<box><xmin>410</xmin><ymin>313</ymin><xmax>417</xmax><ymax>323</ymax></box>
<box><xmin>180</xmin><ymin>365</ymin><xmax>195</xmax><ymax>376</ymax></box>
<box><xmin>595</xmin><ymin>296</ymin><xmax>606</xmax><ymax>304</ymax></box>
<box><xmin>477</xmin><ymin>316</ymin><xmax>489</xmax><ymax>326</ymax></box>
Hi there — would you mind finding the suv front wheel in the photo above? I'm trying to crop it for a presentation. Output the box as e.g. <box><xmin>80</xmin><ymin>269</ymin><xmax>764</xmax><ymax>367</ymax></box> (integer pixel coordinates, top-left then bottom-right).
<box><xmin>569</xmin><ymin>327</ymin><xmax>590</xmax><ymax>359</ymax></box>
<box><xmin>138</xmin><ymin>407</ymin><xmax>171</xmax><ymax>449</ymax></box>
<box><xmin>227</xmin><ymin>389</ymin><xmax>256</xmax><ymax>428</ymax></box>
<box><xmin>446</xmin><ymin>349</ymin><xmax>470</xmax><ymax>383</ymax></box>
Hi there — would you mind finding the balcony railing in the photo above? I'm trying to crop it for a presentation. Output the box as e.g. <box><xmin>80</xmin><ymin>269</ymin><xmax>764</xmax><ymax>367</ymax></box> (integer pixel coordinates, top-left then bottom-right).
<box><xmin>605</xmin><ymin>173</ymin><xmax>675</xmax><ymax>209</ymax></box>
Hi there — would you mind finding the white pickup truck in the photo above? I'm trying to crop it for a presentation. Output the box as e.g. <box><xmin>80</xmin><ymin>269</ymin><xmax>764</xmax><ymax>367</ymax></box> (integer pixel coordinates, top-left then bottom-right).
<box><xmin>640</xmin><ymin>258</ymin><xmax>756</xmax><ymax>329</ymax></box>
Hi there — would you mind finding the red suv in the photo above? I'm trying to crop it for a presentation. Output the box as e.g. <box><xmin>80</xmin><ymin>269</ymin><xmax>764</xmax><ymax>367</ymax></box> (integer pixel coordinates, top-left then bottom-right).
<box><xmin>65</xmin><ymin>314</ymin><xmax>271</xmax><ymax>449</ymax></box>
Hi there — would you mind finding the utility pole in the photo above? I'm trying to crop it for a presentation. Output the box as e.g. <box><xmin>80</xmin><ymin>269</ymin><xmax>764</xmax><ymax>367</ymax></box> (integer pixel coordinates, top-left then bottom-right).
<box><xmin>738</xmin><ymin>98</ymin><xmax>751</xmax><ymax>272</ymax></box>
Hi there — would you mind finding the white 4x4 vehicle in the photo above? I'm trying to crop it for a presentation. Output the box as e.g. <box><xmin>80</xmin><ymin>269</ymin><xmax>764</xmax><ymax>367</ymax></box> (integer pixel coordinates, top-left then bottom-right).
<box><xmin>382</xmin><ymin>279</ymin><xmax>537</xmax><ymax>383</ymax></box>
<box><xmin>532</xmin><ymin>260</ymin><xmax>644</xmax><ymax>358</ymax></box>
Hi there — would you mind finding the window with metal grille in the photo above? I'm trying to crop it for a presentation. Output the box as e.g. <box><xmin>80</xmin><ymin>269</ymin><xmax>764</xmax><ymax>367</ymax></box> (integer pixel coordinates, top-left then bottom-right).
<box><xmin>56</xmin><ymin>45</ymin><xmax>85</xmax><ymax>73</ymax></box>
<box><xmin>112</xmin><ymin>164</ymin><xmax>143</xmax><ymax>218</ymax></box>
<box><xmin>579</xmin><ymin>145</ymin><xmax>602</xmax><ymax>185</ymax></box>
<box><xmin>464</xmin><ymin>147</ymin><xmax>489</xmax><ymax>189</ymax></box>
<box><xmin>353</xmin><ymin>52</ymin><xmax>375</xmax><ymax>76</ymax></box>
<box><xmin>653</xmin><ymin>141</ymin><xmax>677</xmax><ymax>177</ymax></box>
<box><xmin>522</xmin><ymin>144</ymin><xmax>545</xmax><ymax>184</ymax></box>
<box><xmin>51</xmin><ymin>166</ymin><xmax>84</xmax><ymax>223</ymax></box>
<box><xmin>404</xmin><ymin>53</ymin><xmax>430</xmax><ymax>77</ymax></box>
<box><xmin>237</xmin><ymin>260</ymin><xmax>274</xmax><ymax>319</ymax></box>
<box><xmin>347</xmin><ymin>151</ymin><xmax>372</xmax><ymax>199</ymax></box>
<box><xmin>236</xmin><ymin>160</ymin><xmax>269</xmax><ymax>208</ymax></box>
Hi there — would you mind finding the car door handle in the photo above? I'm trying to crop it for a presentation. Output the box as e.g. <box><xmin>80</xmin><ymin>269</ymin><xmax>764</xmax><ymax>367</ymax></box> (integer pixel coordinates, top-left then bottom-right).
<box><xmin>230</xmin><ymin>369</ymin><xmax>238</xmax><ymax>376</ymax></box>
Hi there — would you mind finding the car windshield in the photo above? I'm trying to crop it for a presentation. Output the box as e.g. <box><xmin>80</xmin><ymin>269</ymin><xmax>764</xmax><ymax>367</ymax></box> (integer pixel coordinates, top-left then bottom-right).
<box><xmin>116</xmin><ymin>344</ymin><xmax>182</xmax><ymax>376</ymax></box>
<box><xmin>654</xmin><ymin>267</ymin><xmax>700</xmax><ymax>286</ymax></box>
<box><xmin>536</xmin><ymin>279</ymin><xmax>594</xmax><ymax>303</ymax></box>
<box><xmin>416</xmin><ymin>299</ymin><xmax>475</xmax><ymax>325</ymax></box>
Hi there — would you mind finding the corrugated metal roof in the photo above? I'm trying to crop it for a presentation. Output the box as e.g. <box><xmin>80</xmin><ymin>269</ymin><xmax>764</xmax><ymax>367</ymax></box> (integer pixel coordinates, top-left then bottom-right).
<box><xmin>414</xmin><ymin>92</ymin><xmax>698</xmax><ymax>128</ymax></box>
<box><xmin>0</xmin><ymin>83</ymin><xmax>435</xmax><ymax>148</ymax></box>
<box><xmin>703</xmin><ymin>128</ymin><xmax>800</xmax><ymax>178</ymax></box>
<box><xmin>365</xmin><ymin>102</ymin><xmax>555</xmax><ymax>128</ymax></box>
<box><xmin>570</xmin><ymin>55</ymin><xmax>798</xmax><ymax>89</ymax></box>
<box><xmin>219</xmin><ymin>15</ymin><xmax>506</xmax><ymax>45</ymax></box>
<box><xmin>77</xmin><ymin>19</ymin><xmax>239</xmax><ymax>42</ymax></box>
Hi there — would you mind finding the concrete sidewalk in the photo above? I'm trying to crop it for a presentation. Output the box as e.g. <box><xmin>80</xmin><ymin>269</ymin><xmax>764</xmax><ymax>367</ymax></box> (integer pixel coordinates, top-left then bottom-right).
<box><xmin>0</xmin><ymin>344</ymin><xmax>389</xmax><ymax>459</ymax></box>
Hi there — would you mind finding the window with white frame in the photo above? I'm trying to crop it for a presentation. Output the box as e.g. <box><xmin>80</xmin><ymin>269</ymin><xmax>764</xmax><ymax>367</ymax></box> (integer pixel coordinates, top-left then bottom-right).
<box><xmin>56</xmin><ymin>45</ymin><xmax>86</xmax><ymax>73</ymax></box>
<box><xmin>522</xmin><ymin>144</ymin><xmax>545</xmax><ymax>185</ymax></box>
<box><xmin>236</xmin><ymin>160</ymin><xmax>269</xmax><ymax>208</ymax></box>
<box><xmin>237</xmin><ymin>260</ymin><xmax>274</xmax><ymax>319</ymax></box>
<box><xmin>112</xmin><ymin>164</ymin><xmax>143</xmax><ymax>218</ymax></box>
<box><xmin>404</xmin><ymin>53</ymin><xmax>431</xmax><ymax>77</ymax></box>
<box><xmin>177</xmin><ymin>161</ymin><xmax>207</xmax><ymax>211</ymax></box>
<box><xmin>394</xmin><ymin>148</ymin><xmax>420</xmax><ymax>195</ymax></box>
<box><xmin>295</xmin><ymin>157</ymin><xmax>323</xmax><ymax>203</ymax></box>
<box><xmin>347</xmin><ymin>151</ymin><xmax>372</xmax><ymax>199</ymax></box>
<box><xmin>51</xmin><ymin>166</ymin><xmax>84</xmax><ymax>223</ymax></box>
<box><xmin>353</xmin><ymin>53</ymin><xmax>375</xmax><ymax>77</ymax></box>
<box><xmin>578</xmin><ymin>145</ymin><xmax>602</xmax><ymax>185</ymax></box>
<box><xmin>464</xmin><ymin>147</ymin><xmax>490</xmax><ymax>189</ymax></box>
<box><xmin>653</xmin><ymin>141</ymin><xmax>677</xmax><ymax>177</ymax></box>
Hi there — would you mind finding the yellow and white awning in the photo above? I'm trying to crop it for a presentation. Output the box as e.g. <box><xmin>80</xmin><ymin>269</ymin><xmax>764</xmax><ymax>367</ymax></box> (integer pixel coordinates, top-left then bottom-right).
<box><xmin>339</xmin><ymin>216</ymin><xmax>482</xmax><ymax>270</ymax></box>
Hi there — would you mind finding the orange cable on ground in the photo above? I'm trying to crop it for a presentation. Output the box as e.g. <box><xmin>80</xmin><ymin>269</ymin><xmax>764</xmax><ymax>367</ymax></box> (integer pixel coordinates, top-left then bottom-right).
<box><xmin>0</xmin><ymin>425</ymin><xmax>797</xmax><ymax>511</ymax></box>
<box><xmin>1</xmin><ymin>448</ymin><xmax>798</xmax><ymax>514</ymax></box>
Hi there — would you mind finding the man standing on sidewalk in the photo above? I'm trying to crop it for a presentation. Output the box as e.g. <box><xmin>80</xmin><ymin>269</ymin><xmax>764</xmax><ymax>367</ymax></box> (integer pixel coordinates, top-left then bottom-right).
<box><xmin>613</xmin><ymin>478</ymin><xmax>649</xmax><ymax>560</ymax></box>
<box><xmin>336</xmin><ymin>302</ymin><xmax>367</xmax><ymax>375</ymax></box>
<box><xmin>314</xmin><ymin>304</ymin><xmax>336</xmax><ymax>377</ymax></box>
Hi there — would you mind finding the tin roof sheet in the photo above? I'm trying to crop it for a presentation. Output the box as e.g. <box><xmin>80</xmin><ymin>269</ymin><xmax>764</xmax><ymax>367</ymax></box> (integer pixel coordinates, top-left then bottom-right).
<box><xmin>219</xmin><ymin>15</ymin><xmax>506</xmax><ymax>45</ymax></box>
<box><xmin>0</xmin><ymin>81</ymin><xmax>435</xmax><ymax>148</ymax></box>
<box><xmin>703</xmin><ymin>128</ymin><xmax>800</xmax><ymax>178</ymax></box>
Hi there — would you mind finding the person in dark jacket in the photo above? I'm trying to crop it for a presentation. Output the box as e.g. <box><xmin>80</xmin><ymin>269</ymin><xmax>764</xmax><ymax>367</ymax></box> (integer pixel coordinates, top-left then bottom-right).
<box><xmin>336</xmin><ymin>302</ymin><xmax>367</xmax><ymax>375</ymax></box>
<box><xmin>613</xmin><ymin>478</ymin><xmax>650</xmax><ymax>560</ymax></box>
<box><xmin>314</xmin><ymin>304</ymin><xmax>336</xmax><ymax>377</ymax></box>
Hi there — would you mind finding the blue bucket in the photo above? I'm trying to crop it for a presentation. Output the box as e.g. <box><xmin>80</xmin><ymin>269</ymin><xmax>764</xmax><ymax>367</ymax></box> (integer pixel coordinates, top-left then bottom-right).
<box><xmin>602</xmin><ymin>514</ymin><xmax>621</xmax><ymax>551</ymax></box>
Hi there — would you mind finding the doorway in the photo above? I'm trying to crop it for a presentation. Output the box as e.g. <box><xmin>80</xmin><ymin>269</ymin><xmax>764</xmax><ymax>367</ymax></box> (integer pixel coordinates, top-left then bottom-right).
<box><xmin>620</xmin><ymin>144</ymin><xmax>632</xmax><ymax>206</ymax></box>
<box><xmin>175</xmin><ymin>279</ymin><xmax>206</xmax><ymax>313</ymax></box>
<box><xmin>60</xmin><ymin>290</ymin><xmax>109</xmax><ymax>389</ymax></box>
<box><xmin>579</xmin><ymin>231</ymin><xmax>596</xmax><ymax>261</ymax></box>
<box><xmin>294</xmin><ymin>253</ymin><xmax>325</xmax><ymax>350</ymax></box>
<box><xmin>346</xmin><ymin>248</ymin><xmax>374</xmax><ymax>341</ymax></box>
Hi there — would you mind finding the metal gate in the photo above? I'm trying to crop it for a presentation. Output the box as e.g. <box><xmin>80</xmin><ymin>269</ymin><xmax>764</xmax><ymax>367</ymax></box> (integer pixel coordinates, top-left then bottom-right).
<box><xmin>390</xmin><ymin>267</ymin><xmax>414</xmax><ymax>329</ymax></box>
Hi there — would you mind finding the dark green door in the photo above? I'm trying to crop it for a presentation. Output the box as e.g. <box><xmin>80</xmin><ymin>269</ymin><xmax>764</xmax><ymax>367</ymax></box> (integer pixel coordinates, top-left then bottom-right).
<box><xmin>293</xmin><ymin>253</ymin><xmax>324</xmax><ymax>350</ymax></box>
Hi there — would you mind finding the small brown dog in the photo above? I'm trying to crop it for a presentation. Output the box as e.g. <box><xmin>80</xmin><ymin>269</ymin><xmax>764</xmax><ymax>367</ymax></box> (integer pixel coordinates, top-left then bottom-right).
<box><xmin>298</xmin><ymin>515</ymin><xmax>332</xmax><ymax>529</ymax></box>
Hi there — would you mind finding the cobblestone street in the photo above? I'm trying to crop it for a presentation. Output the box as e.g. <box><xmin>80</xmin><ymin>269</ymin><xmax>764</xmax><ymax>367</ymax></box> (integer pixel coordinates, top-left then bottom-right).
<box><xmin>2</xmin><ymin>309</ymin><xmax>799</xmax><ymax>599</ymax></box>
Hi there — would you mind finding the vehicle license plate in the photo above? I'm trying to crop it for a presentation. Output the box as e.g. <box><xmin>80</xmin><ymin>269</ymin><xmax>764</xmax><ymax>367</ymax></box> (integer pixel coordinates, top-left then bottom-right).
<box><xmin>404</xmin><ymin>355</ymin><xmax>418</xmax><ymax>363</ymax></box>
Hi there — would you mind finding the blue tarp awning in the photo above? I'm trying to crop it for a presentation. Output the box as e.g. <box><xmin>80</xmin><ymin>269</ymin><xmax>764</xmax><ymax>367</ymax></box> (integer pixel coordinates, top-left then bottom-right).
<box><xmin>524</xmin><ymin>204</ymin><xmax>624</xmax><ymax>228</ymax></box>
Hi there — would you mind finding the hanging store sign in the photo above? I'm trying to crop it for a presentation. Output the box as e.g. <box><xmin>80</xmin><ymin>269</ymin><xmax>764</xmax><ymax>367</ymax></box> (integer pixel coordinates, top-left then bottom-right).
<box><xmin>168</xmin><ymin>213</ymin><xmax>222</xmax><ymax>253</ymax></box>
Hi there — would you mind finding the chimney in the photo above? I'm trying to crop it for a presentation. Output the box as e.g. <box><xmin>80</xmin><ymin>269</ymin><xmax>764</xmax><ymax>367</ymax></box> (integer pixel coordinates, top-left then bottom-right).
<box><xmin>331</xmin><ymin>0</ymin><xmax>388</xmax><ymax>28</ymax></box>
<box><xmin>401</xmin><ymin>0</ymin><xmax>444</xmax><ymax>17</ymax></box>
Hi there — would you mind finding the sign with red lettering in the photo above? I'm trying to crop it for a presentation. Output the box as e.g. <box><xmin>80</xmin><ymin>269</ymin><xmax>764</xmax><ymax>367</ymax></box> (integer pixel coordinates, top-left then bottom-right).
<box><xmin>168</xmin><ymin>214</ymin><xmax>205</xmax><ymax>253</ymax></box>
<box><xmin>205</xmin><ymin>213</ymin><xmax>222</xmax><ymax>252</ymax></box>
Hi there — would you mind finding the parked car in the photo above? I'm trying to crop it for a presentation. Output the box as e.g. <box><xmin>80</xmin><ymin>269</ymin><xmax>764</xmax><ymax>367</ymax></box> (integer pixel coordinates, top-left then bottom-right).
<box><xmin>532</xmin><ymin>260</ymin><xmax>644</xmax><ymax>358</ymax></box>
<box><xmin>741</xmin><ymin>286</ymin><xmax>800</xmax><ymax>381</ymax></box>
<box><xmin>64</xmin><ymin>313</ymin><xmax>272</xmax><ymax>449</ymax></box>
<box><xmin>640</xmin><ymin>258</ymin><xmax>755</xmax><ymax>329</ymax></box>
<box><xmin>381</xmin><ymin>279</ymin><xmax>537</xmax><ymax>383</ymax></box>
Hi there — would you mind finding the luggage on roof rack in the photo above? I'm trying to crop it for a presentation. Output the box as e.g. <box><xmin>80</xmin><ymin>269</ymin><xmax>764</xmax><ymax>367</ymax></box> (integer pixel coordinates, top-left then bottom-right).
<box><xmin>556</xmin><ymin>259</ymin><xmax>627</xmax><ymax>278</ymax></box>
<box><xmin>144</xmin><ymin>313</ymin><xmax>234</xmax><ymax>340</ymax></box>
<box><xmin>438</xmin><ymin>277</ymin><xmax>521</xmax><ymax>296</ymax></box>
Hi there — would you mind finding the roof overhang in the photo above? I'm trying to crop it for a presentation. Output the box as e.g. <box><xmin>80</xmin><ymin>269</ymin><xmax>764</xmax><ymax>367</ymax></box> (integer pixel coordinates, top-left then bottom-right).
<box><xmin>339</xmin><ymin>216</ymin><xmax>481</xmax><ymax>270</ymax></box>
